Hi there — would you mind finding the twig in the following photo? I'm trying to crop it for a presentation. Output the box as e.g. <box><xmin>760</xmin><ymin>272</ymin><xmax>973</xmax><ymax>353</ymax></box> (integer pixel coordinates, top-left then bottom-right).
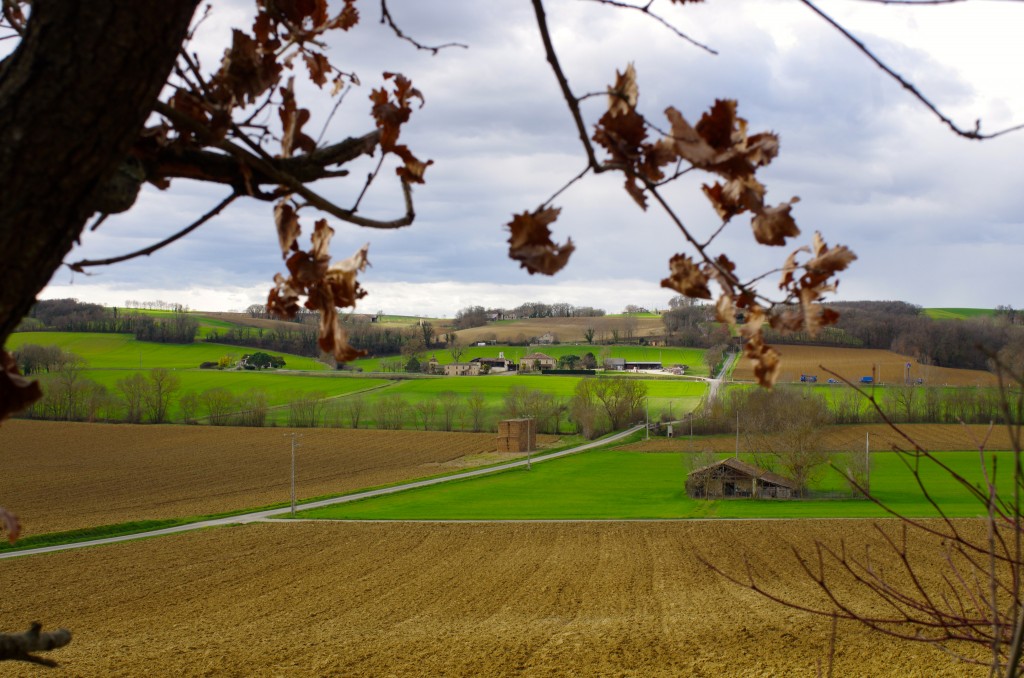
<box><xmin>379</xmin><ymin>0</ymin><xmax>468</xmax><ymax>55</ymax></box>
<box><xmin>799</xmin><ymin>0</ymin><xmax>1024</xmax><ymax>140</ymax></box>
<box><xmin>581</xmin><ymin>0</ymin><xmax>718</xmax><ymax>55</ymax></box>
<box><xmin>68</xmin><ymin>192</ymin><xmax>239</xmax><ymax>271</ymax></box>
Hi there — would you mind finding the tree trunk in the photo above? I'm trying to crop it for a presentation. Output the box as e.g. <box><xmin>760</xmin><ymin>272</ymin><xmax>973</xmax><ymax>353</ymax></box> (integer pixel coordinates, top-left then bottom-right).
<box><xmin>0</xmin><ymin>1</ymin><xmax>200</xmax><ymax>345</ymax></box>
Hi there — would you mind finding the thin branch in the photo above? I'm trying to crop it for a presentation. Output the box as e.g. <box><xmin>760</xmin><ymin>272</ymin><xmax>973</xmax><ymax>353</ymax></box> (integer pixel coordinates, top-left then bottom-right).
<box><xmin>539</xmin><ymin>164</ymin><xmax>593</xmax><ymax>208</ymax></box>
<box><xmin>531</xmin><ymin>0</ymin><xmax>601</xmax><ymax>170</ymax></box>
<box><xmin>799</xmin><ymin>0</ymin><xmax>1024</xmax><ymax>140</ymax></box>
<box><xmin>580</xmin><ymin>0</ymin><xmax>718</xmax><ymax>55</ymax></box>
<box><xmin>68</xmin><ymin>192</ymin><xmax>239</xmax><ymax>271</ymax></box>
<box><xmin>379</xmin><ymin>0</ymin><xmax>468</xmax><ymax>55</ymax></box>
<box><xmin>351</xmin><ymin>153</ymin><xmax>386</xmax><ymax>213</ymax></box>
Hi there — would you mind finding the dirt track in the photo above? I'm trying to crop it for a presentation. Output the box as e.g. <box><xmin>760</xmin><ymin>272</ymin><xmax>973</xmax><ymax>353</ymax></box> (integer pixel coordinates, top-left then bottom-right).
<box><xmin>0</xmin><ymin>421</ymin><xmax>556</xmax><ymax>534</ymax></box>
<box><xmin>0</xmin><ymin>520</ymin><xmax>986</xmax><ymax>677</ymax></box>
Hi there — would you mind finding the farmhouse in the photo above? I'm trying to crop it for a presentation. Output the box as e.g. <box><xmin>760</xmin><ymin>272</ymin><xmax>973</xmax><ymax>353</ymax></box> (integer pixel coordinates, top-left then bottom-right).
<box><xmin>519</xmin><ymin>352</ymin><xmax>556</xmax><ymax>372</ymax></box>
<box><xmin>686</xmin><ymin>458</ymin><xmax>797</xmax><ymax>499</ymax></box>
<box><xmin>444</xmin><ymin>362</ymin><xmax>481</xmax><ymax>377</ymax></box>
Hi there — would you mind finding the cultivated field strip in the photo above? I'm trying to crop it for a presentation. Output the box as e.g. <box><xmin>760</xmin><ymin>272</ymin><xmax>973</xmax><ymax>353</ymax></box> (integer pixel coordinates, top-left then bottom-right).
<box><xmin>0</xmin><ymin>421</ymin><xmax>556</xmax><ymax>534</ymax></box>
<box><xmin>0</xmin><ymin>521</ymin><xmax>983</xmax><ymax>676</ymax></box>
<box><xmin>730</xmin><ymin>345</ymin><xmax>998</xmax><ymax>387</ymax></box>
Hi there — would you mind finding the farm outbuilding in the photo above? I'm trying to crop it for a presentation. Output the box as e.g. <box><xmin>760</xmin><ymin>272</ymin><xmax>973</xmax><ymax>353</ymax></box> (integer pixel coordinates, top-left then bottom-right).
<box><xmin>497</xmin><ymin>418</ymin><xmax>536</xmax><ymax>453</ymax></box>
<box><xmin>686</xmin><ymin>458</ymin><xmax>797</xmax><ymax>499</ymax></box>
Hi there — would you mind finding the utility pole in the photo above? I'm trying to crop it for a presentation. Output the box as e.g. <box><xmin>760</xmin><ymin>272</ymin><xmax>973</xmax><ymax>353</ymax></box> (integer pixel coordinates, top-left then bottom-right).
<box><xmin>865</xmin><ymin>430</ymin><xmax>870</xmax><ymax>493</ymax></box>
<box><xmin>287</xmin><ymin>433</ymin><xmax>302</xmax><ymax>516</ymax></box>
<box><xmin>645</xmin><ymin>397</ymin><xmax>649</xmax><ymax>441</ymax></box>
<box><xmin>735</xmin><ymin>410</ymin><xmax>740</xmax><ymax>459</ymax></box>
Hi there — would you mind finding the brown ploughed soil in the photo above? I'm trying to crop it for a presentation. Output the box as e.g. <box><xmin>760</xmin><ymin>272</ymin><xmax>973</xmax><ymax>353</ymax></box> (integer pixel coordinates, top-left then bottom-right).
<box><xmin>731</xmin><ymin>345</ymin><xmax>998</xmax><ymax>387</ymax></box>
<box><xmin>0</xmin><ymin>520</ymin><xmax>985</xmax><ymax>676</ymax></box>
<box><xmin>0</xmin><ymin>421</ymin><xmax>557</xmax><ymax>535</ymax></box>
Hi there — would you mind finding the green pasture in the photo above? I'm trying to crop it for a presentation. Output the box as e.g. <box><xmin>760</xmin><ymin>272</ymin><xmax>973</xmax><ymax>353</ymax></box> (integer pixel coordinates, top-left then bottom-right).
<box><xmin>296</xmin><ymin>448</ymin><xmax>1018</xmax><ymax>521</ymax></box>
<box><xmin>81</xmin><ymin>369</ymin><xmax>385</xmax><ymax>404</ymax></box>
<box><xmin>925</xmin><ymin>308</ymin><xmax>994</xmax><ymax>320</ymax></box>
<box><xmin>8</xmin><ymin>332</ymin><xmax>328</xmax><ymax>371</ymax></box>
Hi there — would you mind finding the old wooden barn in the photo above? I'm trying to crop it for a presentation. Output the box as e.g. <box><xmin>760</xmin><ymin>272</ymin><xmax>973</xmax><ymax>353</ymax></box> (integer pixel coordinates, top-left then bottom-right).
<box><xmin>686</xmin><ymin>458</ymin><xmax>798</xmax><ymax>499</ymax></box>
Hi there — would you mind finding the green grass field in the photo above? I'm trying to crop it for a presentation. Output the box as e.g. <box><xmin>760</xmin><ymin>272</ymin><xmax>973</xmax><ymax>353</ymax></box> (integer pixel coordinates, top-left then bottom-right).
<box><xmin>925</xmin><ymin>308</ymin><xmax>995</xmax><ymax>320</ymax></box>
<box><xmin>295</xmin><ymin>448</ymin><xmax>1012</xmax><ymax>520</ymax></box>
<box><xmin>8</xmin><ymin>331</ymin><xmax>328</xmax><ymax>370</ymax></box>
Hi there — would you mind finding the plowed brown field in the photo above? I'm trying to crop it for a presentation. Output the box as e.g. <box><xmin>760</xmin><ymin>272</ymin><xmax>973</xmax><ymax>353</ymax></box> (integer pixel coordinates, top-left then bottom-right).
<box><xmin>0</xmin><ymin>421</ymin><xmax>557</xmax><ymax>535</ymax></box>
<box><xmin>624</xmin><ymin>424</ymin><xmax>1016</xmax><ymax>453</ymax></box>
<box><xmin>0</xmin><ymin>520</ymin><xmax>985</xmax><ymax>676</ymax></box>
<box><xmin>731</xmin><ymin>345</ymin><xmax>998</xmax><ymax>387</ymax></box>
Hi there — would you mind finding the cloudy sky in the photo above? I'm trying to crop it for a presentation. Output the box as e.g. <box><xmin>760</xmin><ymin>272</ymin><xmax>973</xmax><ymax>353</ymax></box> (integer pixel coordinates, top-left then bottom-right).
<box><xmin>36</xmin><ymin>0</ymin><xmax>1024</xmax><ymax>317</ymax></box>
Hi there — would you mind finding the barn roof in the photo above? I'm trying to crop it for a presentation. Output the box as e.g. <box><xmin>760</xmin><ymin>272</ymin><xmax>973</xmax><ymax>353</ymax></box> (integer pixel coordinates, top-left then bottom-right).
<box><xmin>688</xmin><ymin>457</ymin><xmax>797</xmax><ymax>489</ymax></box>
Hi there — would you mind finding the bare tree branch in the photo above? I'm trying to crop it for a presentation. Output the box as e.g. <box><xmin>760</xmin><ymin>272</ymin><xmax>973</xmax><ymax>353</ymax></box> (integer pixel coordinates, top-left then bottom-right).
<box><xmin>0</xmin><ymin>623</ymin><xmax>71</xmax><ymax>667</ymax></box>
<box><xmin>800</xmin><ymin>0</ymin><xmax>1024</xmax><ymax>140</ymax></box>
<box><xmin>68</xmin><ymin>191</ymin><xmax>240</xmax><ymax>271</ymax></box>
<box><xmin>379</xmin><ymin>0</ymin><xmax>468</xmax><ymax>54</ymax></box>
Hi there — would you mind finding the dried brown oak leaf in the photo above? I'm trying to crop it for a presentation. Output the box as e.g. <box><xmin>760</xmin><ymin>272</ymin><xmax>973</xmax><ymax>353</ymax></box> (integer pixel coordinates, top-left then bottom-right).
<box><xmin>217</xmin><ymin>29</ymin><xmax>281</xmax><ymax>106</ymax></box>
<box><xmin>267</xmin><ymin>222</ymin><xmax>369</xmax><ymax>361</ymax></box>
<box><xmin>661</xmin><ymin>254</ymin><xmax>712</xmax><ymax>300</ymax></box>
<box><xmin>607</xmin><ymin>63</ymin><xmax>638</xmax><ymax>117</ymax></box>
<box><xmin>280</xmin><ymin>78</ymin><xmax>316</xmax><ymax>158</ymax></box>
<box><xmin>304</xmin><ymin>52</ymin><xmax>332</xmax><ymax>87</ymax></box>
<box><xmin>751</xmin><ymin>197</ymin><xmax>801</xmax><ymax>246</ymax></box>
<box><xmin>737</xmin><ymin>307</ymin><xmax>780</xmax><ymax>388</ymax></box>
<box><xmin>744</xmin><ymin>331</ymin><xmax>781</xmax><ymax>388</ymax></box>
<box><xmin>274</xmin><ymin>200</ymin><xmax>301</xmax><ymax>256</ymax></box>
<box><xmin>370</xmin><ymin>73</ymin><xmax>431</xmax><ymax>183</ymax></box>
<box><xmin>507</xmin><ymin>207</ymin><xmax>575</xmax><ymax>275</ymax></box>
<box><xmin>666</xmin><ymin>102</ymin><xmax>779</xmax><ymax>181</ymax></box>
<box><xmin>0</xmin><ymin>350</ymin><xmax>41</xmax><ymax>424</ymax></box>
<box><xmin>702</xmin><ymin>176</ymin><xmax>766</xmax><ymax>222</ymax></box>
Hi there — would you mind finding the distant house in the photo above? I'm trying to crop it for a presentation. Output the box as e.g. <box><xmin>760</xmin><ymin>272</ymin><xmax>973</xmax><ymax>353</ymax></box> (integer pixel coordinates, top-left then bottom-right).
<box><xmin>519</xmin><ymin>352</ymin><xmax>556</xmax><ymax>372</ymax></box>
<box><xmin>604</xmin><ymin>358</ymin><xmax>626</xmax><ymax>371</ymax></box>
<box><xmin>444</xmin><ymin>362</ymin><xmax>481</xmax><ymax>377</ymax></box>
<box><xmin>471</xmin><ymin>356</ymin><xmax>513</xmax><ymax>373</ymax></box>
<box><xmin>686</xmin><ymin>458</ymin><xmax>797</xmax><ymax>499</ymax></box>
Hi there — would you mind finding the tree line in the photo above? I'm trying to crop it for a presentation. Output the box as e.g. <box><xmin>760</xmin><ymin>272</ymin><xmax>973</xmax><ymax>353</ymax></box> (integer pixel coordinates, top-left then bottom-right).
<box><xmin>454</xmin><ymin>302</ymin><xmax>606</xmax><ymax>330</ymax></box>
<box><xmin>696</xmin><ymin>382</ymin><xmax>1023</xmax><ymax>437</ymax></box>
<box><xmin>17</xmin><ymin>299</ymin><xmax>198</xmax><ymax>343</ymax></box>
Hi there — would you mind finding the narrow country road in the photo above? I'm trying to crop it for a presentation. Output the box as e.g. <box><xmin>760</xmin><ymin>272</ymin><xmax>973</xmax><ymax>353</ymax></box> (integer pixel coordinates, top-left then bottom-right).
<box><xmin>0</xmin><ymin>425</ymin><xmax>644</xmax><ymax>560</ymax></box>
<box><xmin>706</xmin><ymin>351</ymin><xmax>737</xmax><ymax>403</ymax></box>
